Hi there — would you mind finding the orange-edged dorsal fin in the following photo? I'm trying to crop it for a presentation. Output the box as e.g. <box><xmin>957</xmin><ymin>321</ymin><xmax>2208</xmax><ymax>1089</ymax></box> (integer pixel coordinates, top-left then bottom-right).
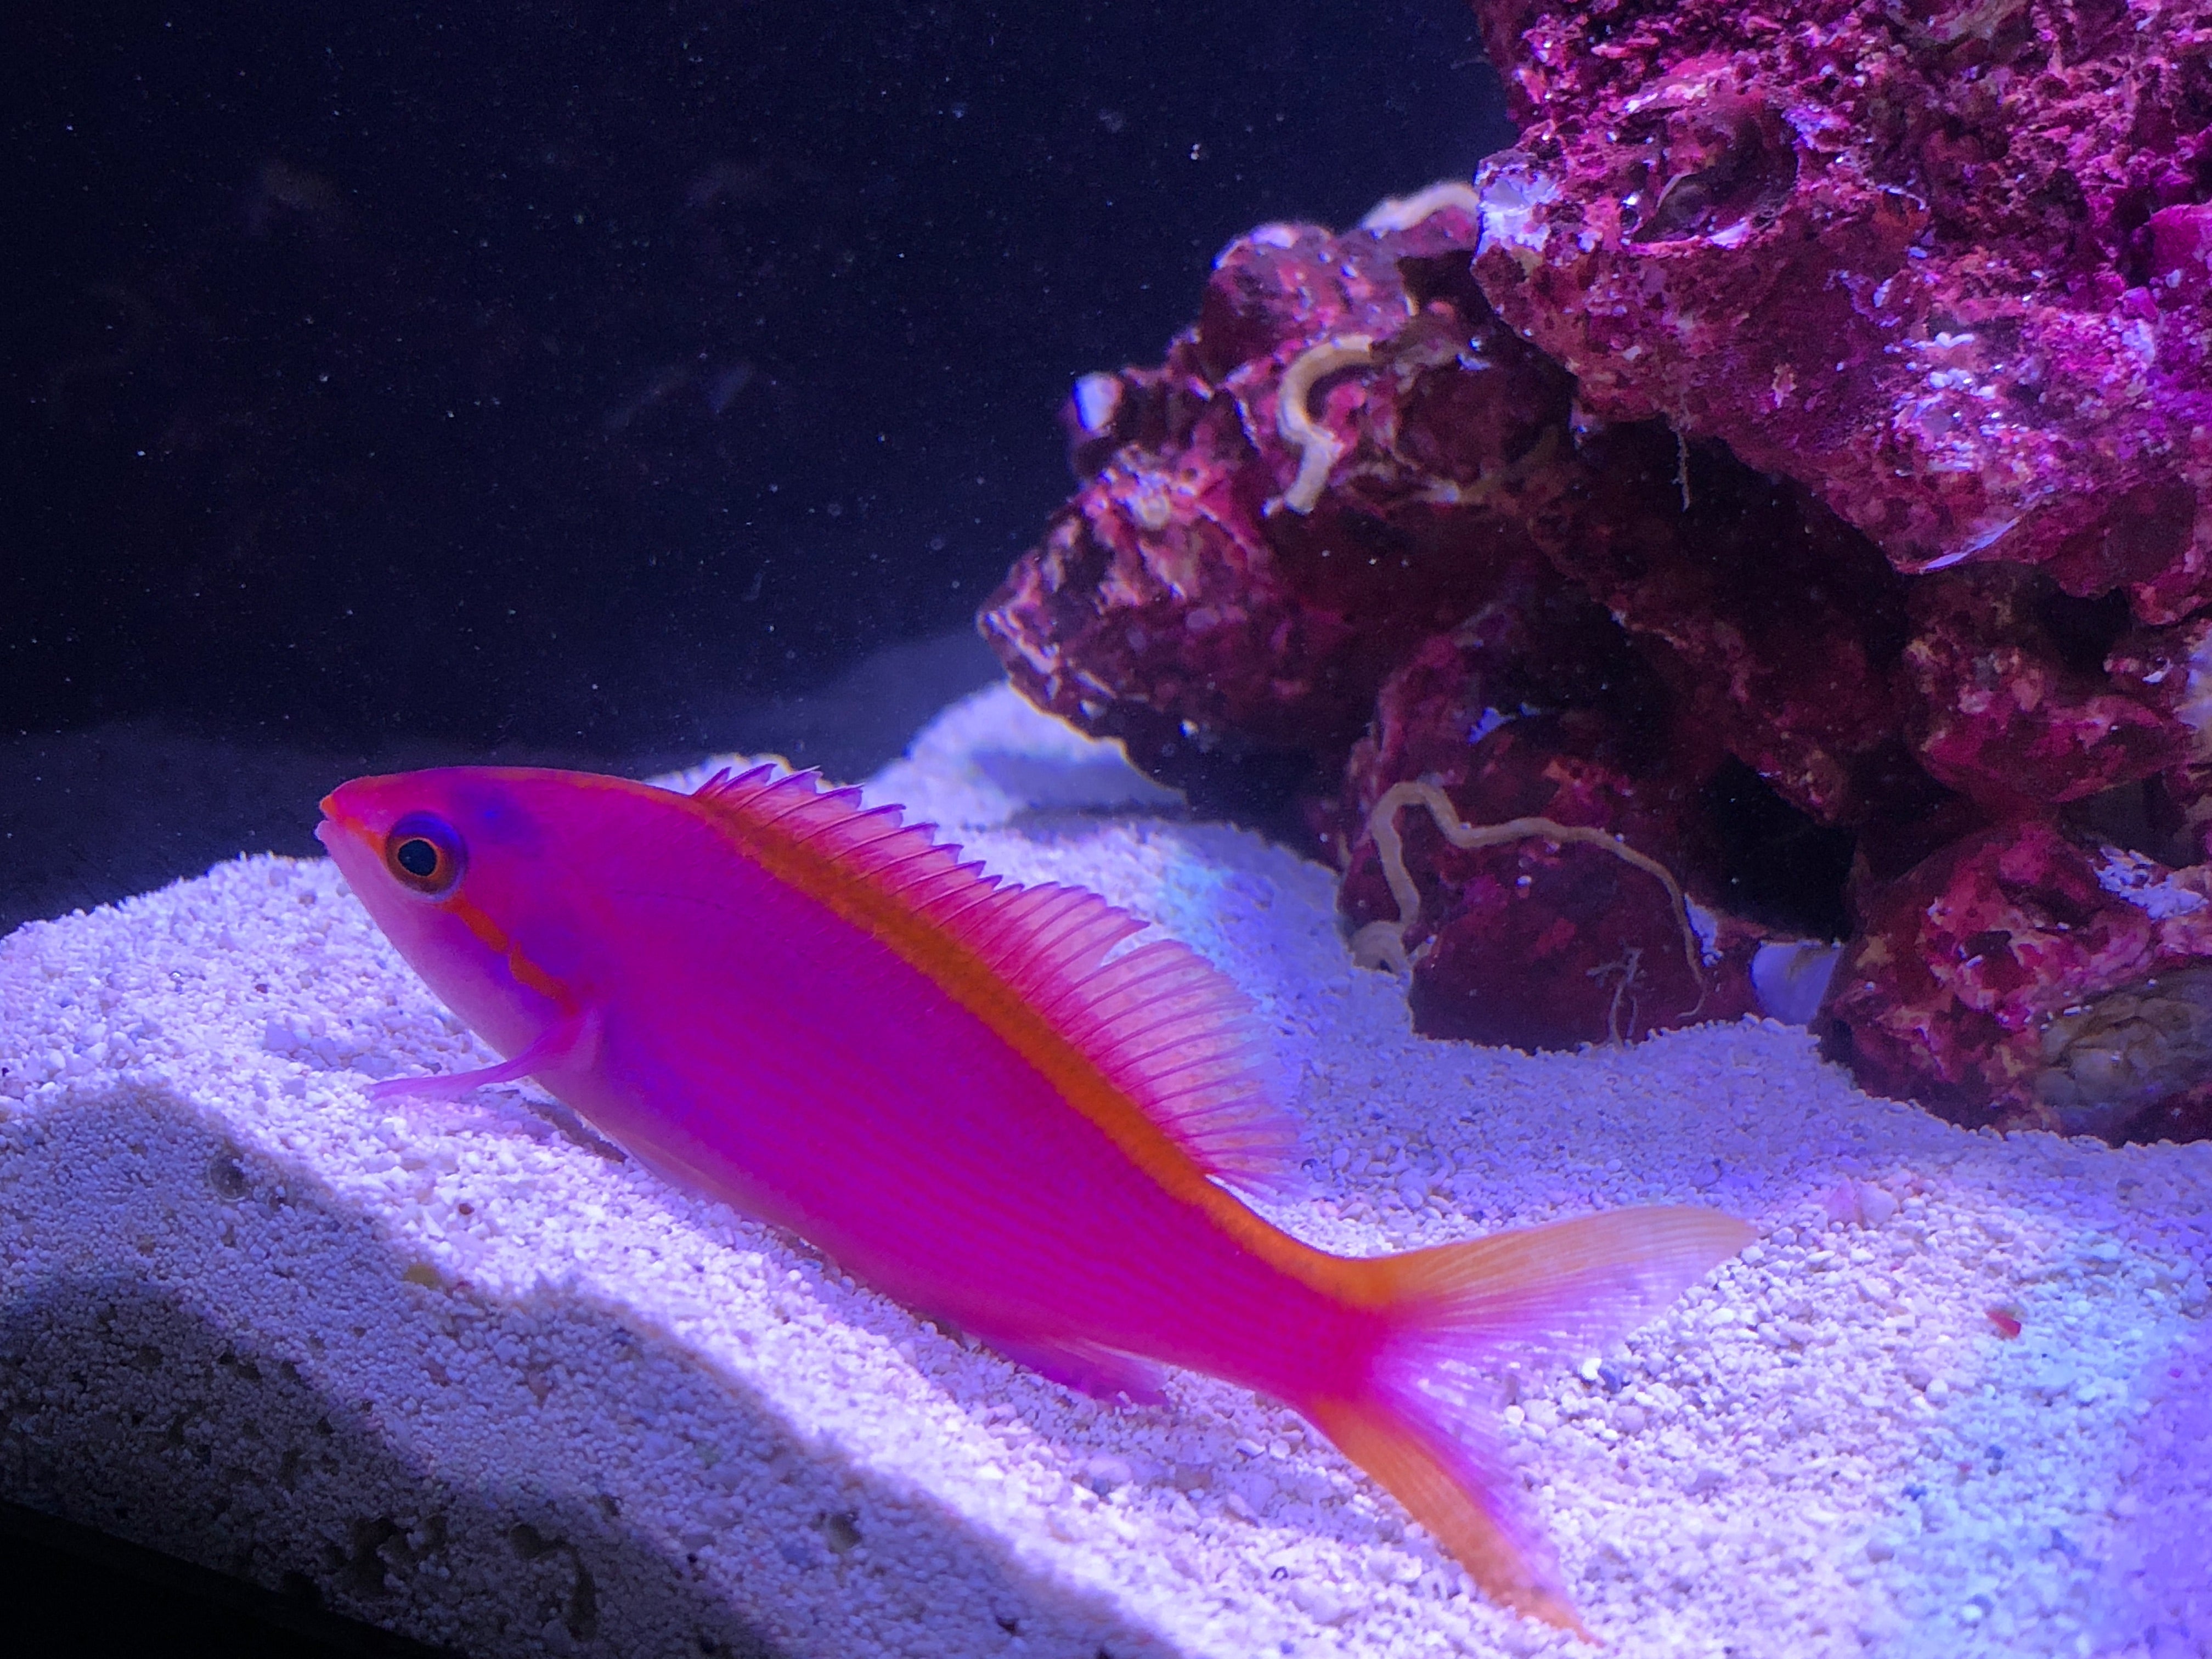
<box><xmin>689</xmin><ymin>764</ymin><xmax>1302</xmax><ymax>1195</ymax></box>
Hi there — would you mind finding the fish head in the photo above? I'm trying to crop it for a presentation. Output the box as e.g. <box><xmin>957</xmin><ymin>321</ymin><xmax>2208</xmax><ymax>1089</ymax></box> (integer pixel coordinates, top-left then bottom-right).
<box><xmin>317</xmin><ymin>767</ymin><xmax>596</xmax><ymax>1053</ymax></box>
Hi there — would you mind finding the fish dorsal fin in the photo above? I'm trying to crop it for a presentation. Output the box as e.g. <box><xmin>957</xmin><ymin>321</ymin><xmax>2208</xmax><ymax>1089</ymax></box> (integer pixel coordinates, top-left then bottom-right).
<box><xmin>689</xmin><ymin>765</ymin><xmax>1300</xmax><ymax>1194</ymax></box>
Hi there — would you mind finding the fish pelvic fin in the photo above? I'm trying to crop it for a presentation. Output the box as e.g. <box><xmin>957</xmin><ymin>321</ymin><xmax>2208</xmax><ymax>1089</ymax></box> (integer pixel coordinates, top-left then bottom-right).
<box><xmin>1307</xmin><ymin>1206</ymin><xmax>1753</xmax><ymax>1639</ymax></box>
<box><xmin>368</xmin><ymin>1006</ymin><xmax>602</xmax><ymax>1104</ymax></box>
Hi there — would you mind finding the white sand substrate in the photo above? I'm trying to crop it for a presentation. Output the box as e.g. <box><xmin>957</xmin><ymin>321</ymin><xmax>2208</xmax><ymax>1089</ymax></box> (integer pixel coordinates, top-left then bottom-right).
<box><xmin>2</xmin><ymin>684</ymin><xmax>2209</xmax><ymax>1659</ymax></box>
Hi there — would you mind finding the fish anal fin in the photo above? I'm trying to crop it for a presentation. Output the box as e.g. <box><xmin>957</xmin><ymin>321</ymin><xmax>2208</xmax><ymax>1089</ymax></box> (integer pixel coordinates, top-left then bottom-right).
<box><xmin>982</xmin><ymin>1333</ymin><xmax>1168</xmax><ymax>1408</ymax></box>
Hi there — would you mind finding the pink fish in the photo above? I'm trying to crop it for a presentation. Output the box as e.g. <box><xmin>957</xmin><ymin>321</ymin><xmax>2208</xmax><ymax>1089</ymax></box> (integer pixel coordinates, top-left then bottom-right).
<box><xmin>317</xmin><ymin>763</ymin><xmax>1750</xmax><ymax>1634</ymax></box>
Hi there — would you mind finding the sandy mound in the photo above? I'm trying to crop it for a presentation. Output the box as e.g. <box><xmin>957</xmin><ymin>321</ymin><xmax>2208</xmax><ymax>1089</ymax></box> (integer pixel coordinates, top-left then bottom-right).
<box><xmin>2</xmin><ymin>686</ymin><xmax>2205</xmax><ymax>1657</ymax></box>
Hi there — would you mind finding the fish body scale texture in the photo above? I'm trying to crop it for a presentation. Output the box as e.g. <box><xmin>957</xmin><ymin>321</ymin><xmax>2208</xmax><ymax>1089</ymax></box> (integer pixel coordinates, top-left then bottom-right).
<box><xmin>347</xmin><ymin>771</ymin><xmax>1358</xmax><ymax>1402</ymax></box>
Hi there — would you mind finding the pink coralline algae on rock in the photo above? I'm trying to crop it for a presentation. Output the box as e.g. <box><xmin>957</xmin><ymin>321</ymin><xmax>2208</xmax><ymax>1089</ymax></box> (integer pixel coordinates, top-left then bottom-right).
<box><xmin>1826</xmin><ymin>820</ymin><xmax>2212</xmax><ymax>1142</ymax></box>
<box><xmin>1465</xmin><ymin>0</ymin><xmax>2212</xmax><ymax>617</ymax></box>
<box><xmin>981</xmin><ymin>4</ymin><xmax>2212</xmax><ymax>1142</ymax></box>
<box><xmin>1900</xmin><ymin>567</ymin><xmax>2190</xmax><ymax>810</ymax></box>
<box><xmin>984</xmin><ymin>200</ymin><xmax>1868</xmax><ymax>1057</ymax></box>
<box><xmin>1333</xmin><ymin>594</ymin><xmax>1767</xmax><ymax>1048</ymax></box>
<box><xmin>984</xmin><ymin>200</ymin><xmax>1579</xmax><ymax>816</ymax></box>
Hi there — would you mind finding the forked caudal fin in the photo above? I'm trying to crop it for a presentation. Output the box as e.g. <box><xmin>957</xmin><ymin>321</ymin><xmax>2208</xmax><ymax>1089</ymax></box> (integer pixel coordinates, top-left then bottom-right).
<box><xmin>1308</xmin><ymin>1206</ymin><xmax>1755</xmax><ymax>1639</ymax></box>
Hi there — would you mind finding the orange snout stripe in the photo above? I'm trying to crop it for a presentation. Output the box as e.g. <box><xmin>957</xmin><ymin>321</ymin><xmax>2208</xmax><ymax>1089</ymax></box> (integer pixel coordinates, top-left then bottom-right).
<box><xmin>326</xmin><ymin>807</ymin><xmax>574</xmax><ymax>1011</ymax></box>
<box><xmin>447</xmin><ymin>894</ymin><xmax>572</xmax><ymax>1006</ymax></box>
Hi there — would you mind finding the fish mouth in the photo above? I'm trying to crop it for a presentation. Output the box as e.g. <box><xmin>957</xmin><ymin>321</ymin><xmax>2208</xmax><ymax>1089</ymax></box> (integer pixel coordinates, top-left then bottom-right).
<box><xmin>315</xmin><ymin>792</ymin><xmax>365</xmax><ymax>855</ymax></box>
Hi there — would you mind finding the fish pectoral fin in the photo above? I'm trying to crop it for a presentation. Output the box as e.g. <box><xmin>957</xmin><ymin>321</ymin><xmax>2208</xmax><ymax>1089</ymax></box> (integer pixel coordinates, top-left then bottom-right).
<box><xmin>369</xmin><ymin>1006</ymin><xmax>602</xmax><ymax>1104</ymax></box>
<box><xmin>980</xmin><ymin>1333</ymin><xmax>1168</xmax><ymax>1408</ymax></box>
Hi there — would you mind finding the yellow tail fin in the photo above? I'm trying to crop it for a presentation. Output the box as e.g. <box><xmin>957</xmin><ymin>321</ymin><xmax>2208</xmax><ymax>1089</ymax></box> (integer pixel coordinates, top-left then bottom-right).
<box><xmin>1310</xmin><ymin>1206</ymin><xmax>1754</xmax><ymax>1638</ymax></box>
<box><xmin>1307</xmin><ymin>1394</ymin><xmax>1595</xmax><ymax>1638</ymax></box>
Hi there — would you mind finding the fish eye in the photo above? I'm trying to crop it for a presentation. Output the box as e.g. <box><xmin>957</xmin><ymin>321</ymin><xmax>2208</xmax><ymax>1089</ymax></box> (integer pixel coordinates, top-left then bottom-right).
<box><xmin>383</xmin><ymin>814</ymin><xmax>466</xmax><ymax>897</ymax></box>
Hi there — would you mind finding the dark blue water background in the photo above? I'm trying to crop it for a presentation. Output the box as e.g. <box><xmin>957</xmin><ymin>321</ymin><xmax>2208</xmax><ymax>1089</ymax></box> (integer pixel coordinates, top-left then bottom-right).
<box><xmin>2</xmin><ymin>1</ymin><xmax>1509</xmax><ymax>932</ymax></box>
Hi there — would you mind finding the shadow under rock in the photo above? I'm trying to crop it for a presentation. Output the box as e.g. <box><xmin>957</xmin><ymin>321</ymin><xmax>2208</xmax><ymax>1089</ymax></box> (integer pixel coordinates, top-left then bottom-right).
<box><xmin>968</xmin><ymin>748</ymin><xmax>1186</xmax><ymax>820</ymax></box>
<box><xmin>0</xmin><ymin>1087</ymin><xmax>1175</xmax><ymax>1658</ymax></box>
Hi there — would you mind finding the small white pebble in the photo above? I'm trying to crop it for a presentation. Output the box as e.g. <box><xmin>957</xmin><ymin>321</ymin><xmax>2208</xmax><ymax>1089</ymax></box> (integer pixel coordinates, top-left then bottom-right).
<box><xmin>1082</xmin><ymin>1454</ymin><xmax>1132</xmax><ymax>1493</ymax></box>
